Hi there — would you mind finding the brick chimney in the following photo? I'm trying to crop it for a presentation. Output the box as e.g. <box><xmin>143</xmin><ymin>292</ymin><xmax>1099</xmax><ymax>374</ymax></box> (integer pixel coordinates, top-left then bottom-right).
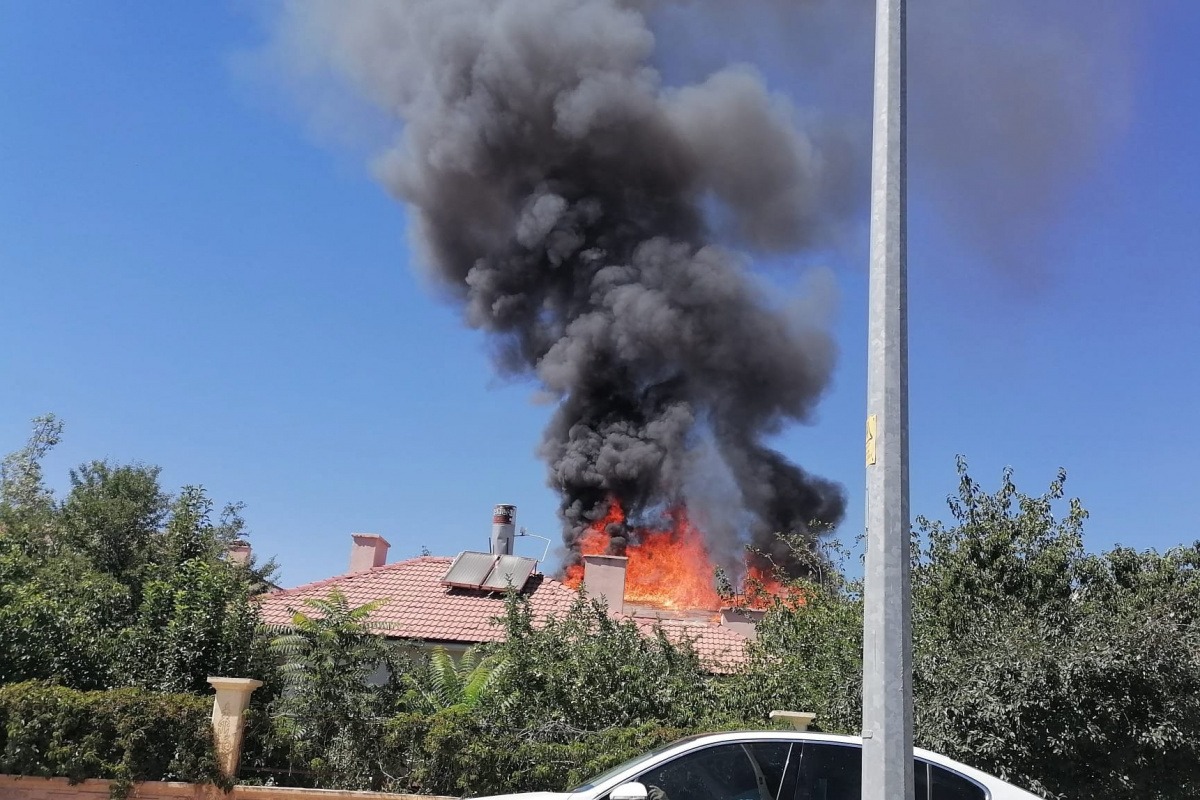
<box><xmin>719</xmin><ymin>607</ymin><xmax>765</xmax><ymax>640</ymax></box>
<box><xmin>226</xmin><ymin>541</ymin><xmax>251</xmax><ymax>566</ymax></box>
<box><xmin>349</xmin><ymin>533</ymin><xmax>390</xmax><ymax>573</ymax></box>
<box><xmin>582</xmin><ymin>554</ymin><xmax>627</xmax><ymax>615</ymax></box>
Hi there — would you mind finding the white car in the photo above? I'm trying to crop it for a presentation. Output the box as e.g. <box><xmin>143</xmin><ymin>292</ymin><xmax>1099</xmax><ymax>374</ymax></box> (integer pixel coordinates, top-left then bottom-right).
<box><xmin>475</xmin><ymin>730</ymin><xmax>1039</xmax><ymax>800</ymax></box>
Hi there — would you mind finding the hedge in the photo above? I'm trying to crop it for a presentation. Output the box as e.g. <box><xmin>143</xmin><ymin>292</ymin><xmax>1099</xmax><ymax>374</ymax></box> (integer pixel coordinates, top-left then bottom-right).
<box><xmin>392</xmin><ymin>712</ymin><xmax>699</xmax><ymax>797</ymax></box>
<box><xmin>237</xmin><ymin>704</ymin><xmax>703</xmax><ymax>796</ymax></box>
<box><xmin>0</xmin><ymin>681</ymin><xmax>225</xmax><ymax>796</ymax></box>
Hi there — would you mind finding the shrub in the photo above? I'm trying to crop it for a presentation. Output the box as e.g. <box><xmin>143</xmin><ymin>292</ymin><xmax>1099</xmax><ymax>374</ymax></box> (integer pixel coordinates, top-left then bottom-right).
<box><xmin>481</xmin><ymin>592</ymin><xmax>719</xmax><ymax>731</ymax></box>
<box><xmin>0</xmin><ymin>681</ymin><xmax>224</xmax><ymax>797</ymax></box>
<box><xmin>383</xmin><ymin>708</ymin><xmax>701</xmax><ymax>797</ymax></box>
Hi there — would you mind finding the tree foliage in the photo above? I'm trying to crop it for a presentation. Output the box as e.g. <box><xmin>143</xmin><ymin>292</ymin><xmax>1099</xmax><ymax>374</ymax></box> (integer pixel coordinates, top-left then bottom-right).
<box><xmin>731</xmin><ymin>458</ymin><xmax>1200</xmax><ymax>800</ymax></box>
<box><xmin>910</xmin><ymin>459</ymin><xmax>1200</xmax><ymax>800</ymax></box>
<box><xmin>721</xmin><ymin>538</ymin><xmax>863</xmax><ymax>733</ymax></box>
<box><xmin>0</xmin><ymin>414</ymin><xmax>62</xmax><ymax>512</ymax></box>
<box><xmin>403</xmin><ymin>646</ymin><xmax>506</xmax><ymax>715</ymax></box>
<box><xmin>262</xmin><ymin>591</ymin><xmax>400</xmax><ymax>788</ymax></box>
<box><xmin>481</xmin><ymin>592</ymin><xmax>718</xmax><ymax>732</ymax></box>
<box><xmin>0</xmin><ymin>415</ymin><xmax>274</xmax><ymax>692</ymax></box>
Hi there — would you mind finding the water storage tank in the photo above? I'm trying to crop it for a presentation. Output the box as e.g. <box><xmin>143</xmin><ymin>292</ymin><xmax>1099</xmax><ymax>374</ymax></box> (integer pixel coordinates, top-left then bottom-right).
<box><xmin>490</xmin><ymin>504</ymin><xmax>516</xmax><ymax>556</ymax></box>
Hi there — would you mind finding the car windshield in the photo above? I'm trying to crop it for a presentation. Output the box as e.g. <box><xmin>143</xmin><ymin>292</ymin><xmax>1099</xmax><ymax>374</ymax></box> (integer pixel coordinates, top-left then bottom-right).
<box><xmin>567</xmin><ymin>735</ymin><xmax>709</xmax><ymax>793</ymax></box>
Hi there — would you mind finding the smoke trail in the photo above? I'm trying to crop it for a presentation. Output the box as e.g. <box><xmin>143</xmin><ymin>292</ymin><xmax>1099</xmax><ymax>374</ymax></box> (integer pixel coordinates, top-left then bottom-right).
<box><xmin>262</xmin><ymin>0</ymin><xmax>851</xmax><ymax>566</ymax></box>
<box><xmin>651</xmin><ymin>0</ymin><xmax>1139</xmax><ymax>279</ymax></box>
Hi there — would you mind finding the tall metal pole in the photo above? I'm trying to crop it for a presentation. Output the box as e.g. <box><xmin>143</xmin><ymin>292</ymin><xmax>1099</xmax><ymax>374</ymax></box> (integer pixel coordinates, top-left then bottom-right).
<box><xmin>862</xmin><ymin>0</ymin><xmax>911</xmax><ymax>797</ymax></box>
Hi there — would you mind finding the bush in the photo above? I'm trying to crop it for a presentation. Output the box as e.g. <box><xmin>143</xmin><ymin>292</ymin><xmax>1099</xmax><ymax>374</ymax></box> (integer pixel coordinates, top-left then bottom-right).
<box><xmin>481</xmin><ymin>592</ymin><xmax>719</xmax><ymax>731</ymax></box>
<box><xmin>383</xmin><ymin>708</ymin><xmax>701</xmax><ymax>797</ymax></box>
<box><xmin>0</xmin><ymin>681</ymin><xmax>224</xmax><ymax>796</ymax></box>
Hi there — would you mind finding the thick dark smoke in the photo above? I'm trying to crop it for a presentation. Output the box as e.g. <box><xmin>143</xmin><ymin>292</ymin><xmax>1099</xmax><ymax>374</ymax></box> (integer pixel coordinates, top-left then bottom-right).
<box><xmin>258</xmin><ymin>0</ymin><xmax>1138</xmax><ymax>575</ymax></box>
<box><xmin>264</xmin><ymin>0</ymin><xmax>851</xmax><ymax>571</ymax></box>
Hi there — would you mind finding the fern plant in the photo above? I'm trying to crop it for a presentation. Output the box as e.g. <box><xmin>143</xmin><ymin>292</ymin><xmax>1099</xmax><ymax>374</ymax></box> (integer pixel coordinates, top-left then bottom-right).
<box><xmin>406</xmin><ymin>646</ymin><xmax>507</xmax><ymax>714</ymax></box>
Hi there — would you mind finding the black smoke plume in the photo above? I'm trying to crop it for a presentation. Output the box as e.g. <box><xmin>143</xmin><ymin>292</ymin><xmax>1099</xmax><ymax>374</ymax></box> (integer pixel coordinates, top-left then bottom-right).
<box><xmin>258</xmin><ymin>0</ymin><xmax>1136</xmax><ymax>576</ymax></box>
<box><xmin>264</xmin><ymin>0</ymin><xmax>852</xmax><ymax>572</ymax></box>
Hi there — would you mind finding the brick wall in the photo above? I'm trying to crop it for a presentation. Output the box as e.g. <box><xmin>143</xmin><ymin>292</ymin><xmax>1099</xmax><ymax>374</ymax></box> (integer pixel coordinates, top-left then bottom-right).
<box><xmin>0</xmin><ymin>775</ymin><xmax>453</xmax><ymax>800</ymax></box>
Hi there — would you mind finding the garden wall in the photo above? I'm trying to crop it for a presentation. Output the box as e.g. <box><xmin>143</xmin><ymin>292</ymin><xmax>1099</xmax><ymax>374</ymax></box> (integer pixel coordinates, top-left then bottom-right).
<box><xmin>0</xmin><ymin>775</ymin><xmax>451</xmax><ymax>800</ymax></box>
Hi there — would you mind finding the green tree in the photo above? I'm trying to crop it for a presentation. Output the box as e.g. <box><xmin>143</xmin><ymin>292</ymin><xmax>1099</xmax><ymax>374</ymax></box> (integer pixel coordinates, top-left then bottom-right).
<box><xmin>734</xmin><ymin>460</ymin><xmax>1200</xmax><ymax>800</ymax></box>
<box><xmin>0</xmin><ymin>413</ymin><xmax>62</xmax><ymax>514</ymax></box>
<box><xmin>119</xmin><ymin>557</ymin><xmax>264</xmax><ymax>694</ymax></box>
<box><xmin>721</xmin><ymin>537</ymin><xmax>863</xmax><ymax>733</ymax></box>
<box><xmin>0</xmin><ymin>418</ymin><xmax>129</xmax><ymax>687</ymax></box>
<box><xmin>911</xmin><ymin>459</ymin><xmax>1200</xmax><ymax>800</ymax></box>
<box><xmin>481</xmin><ymin>592</ymin><xmax>716</xmax><ymax>731</ymax></box>
<box><xmin>265</xmin><ymin>591</ymin><xmax>393</xmax><ymax>788</ymax></box>
<box><xmin>60</xmin><ymin>462</ymin><xmax>167</xmax><ymax>597</ymax></box>
<box><xmin>0</xmin><ymin>547</ymin><xmax>128</xmax><ymax>688</ymax></box>
<box><xmin>0</xmin><ymin>415</ymin><xmax>273</xmax><ymax>693</ymax></box>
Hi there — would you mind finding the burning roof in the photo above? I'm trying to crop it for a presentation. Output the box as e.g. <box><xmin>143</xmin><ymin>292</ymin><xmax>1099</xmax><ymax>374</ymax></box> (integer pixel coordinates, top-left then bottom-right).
<box><xmin>256</xmin><ymin>555</ymin><xmax>752</xmax><ymax>672</ymax></box>
<box><xmin>564</xmin><ymin>498</ymin><xmax>789</xmax><ymax>611</ymax></box>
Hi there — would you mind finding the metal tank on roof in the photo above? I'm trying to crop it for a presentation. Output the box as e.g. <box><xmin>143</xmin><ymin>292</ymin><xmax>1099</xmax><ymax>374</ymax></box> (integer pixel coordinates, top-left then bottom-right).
<box><xmin>491</xmin><ymin>503</ymin><xmax>516</xmax><ymax>556</ymax></box>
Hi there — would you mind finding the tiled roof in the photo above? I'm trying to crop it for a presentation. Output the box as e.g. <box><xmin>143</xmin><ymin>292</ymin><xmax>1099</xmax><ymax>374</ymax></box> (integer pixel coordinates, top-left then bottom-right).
<box><xmin>256</xmin><ymin>556</ymin><xmax>749</xmax><ymax>671</ymax></box>
<box><xmin>633</xmin><ymin>618</ymin><xmax>750</xmax><ymax>673</ymax></box>
<box><xmin>256</xmin><ymin>557</ymin><xmax>576</xmax><ymax>644</ymax></box>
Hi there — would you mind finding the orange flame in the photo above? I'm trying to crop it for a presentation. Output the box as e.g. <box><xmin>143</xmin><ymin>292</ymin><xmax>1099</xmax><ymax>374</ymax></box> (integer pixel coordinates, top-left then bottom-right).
<box><xmin>564</xmin><ymin>498</ymin><xmax>792</xmax><ymax>611</ymax></box>
<box><xmin>744</xmin><ymin>563</ymin><xmax>806</xmax><ymax>609</ymax></box>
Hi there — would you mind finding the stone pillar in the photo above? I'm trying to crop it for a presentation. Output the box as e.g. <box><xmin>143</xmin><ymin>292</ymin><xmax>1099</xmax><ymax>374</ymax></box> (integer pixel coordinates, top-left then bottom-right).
<box><xmin>207</xmin><ymin>677</ymin><xmax>262</xmax><ymax>780</ymax></box>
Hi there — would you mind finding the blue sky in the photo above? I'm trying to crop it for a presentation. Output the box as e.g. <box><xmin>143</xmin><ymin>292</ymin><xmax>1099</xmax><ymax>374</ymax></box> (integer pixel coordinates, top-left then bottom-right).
<box><xmin>2</xmin><ymin>2</ymin><xmax>1196</xmax><ymax>588</ymax></box>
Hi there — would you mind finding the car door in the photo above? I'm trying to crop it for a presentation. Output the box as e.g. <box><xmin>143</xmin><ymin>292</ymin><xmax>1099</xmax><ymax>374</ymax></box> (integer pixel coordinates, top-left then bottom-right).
<box><xmin>631</xmin><ymin>741</ymin><xmax>797</xmax><ymax>800</ymax></box>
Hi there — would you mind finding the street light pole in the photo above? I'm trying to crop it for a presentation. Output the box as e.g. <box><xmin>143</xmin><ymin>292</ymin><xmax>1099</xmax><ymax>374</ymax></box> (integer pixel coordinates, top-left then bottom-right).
<box><xmin>862</xmin><ymin>0</ymin><xmax>912</xmax><ymax>798</ymax></box>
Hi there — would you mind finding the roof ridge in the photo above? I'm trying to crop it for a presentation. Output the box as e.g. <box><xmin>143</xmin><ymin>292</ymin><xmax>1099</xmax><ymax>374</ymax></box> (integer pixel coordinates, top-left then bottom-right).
<box><xmin>258</xmin><ymin>555</ymin><xmax>452</xmax><ymax>599</ymax></box>
<box><xmin>532</xmin><ymin>574</ymin><xmax>570</xmax><ymax>591</ymax></box>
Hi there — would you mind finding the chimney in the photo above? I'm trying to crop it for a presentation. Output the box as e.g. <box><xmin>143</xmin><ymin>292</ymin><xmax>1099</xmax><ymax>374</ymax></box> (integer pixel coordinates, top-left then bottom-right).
<box><xmin>491</xmin><ymin>504</ymin><xmax>516</xmax><ymax>556</ymax></box>
<box><xmin>719</xmin><ymin>607</ymin><xmax>765</xmax><ymax>640</ymax></box>
<box><xmin>227</xmin><ymin>541</ymin><xmax>251</xmax><ymax>566</ymax></box>
<box><xmin>582</xmin><ymin>554</ymin><xmax>627</xmax><ymax>615</ymax></box>
<box><xmin>349</xmin><ymin>533</ymin><xmax>390</xmax><ymax>573</ymax></box>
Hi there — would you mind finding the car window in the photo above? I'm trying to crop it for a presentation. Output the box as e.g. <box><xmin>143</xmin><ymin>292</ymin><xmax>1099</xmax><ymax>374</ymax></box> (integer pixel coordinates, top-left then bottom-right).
<box><xmin>635</xmin><ymin>742</ymin><xmax>795</xmax><ymax>800</ymax></box>
<box><xmin>570</xmin><ymin>736</ymin><xmax>712</xmax><ymax>792</ymax></box>
<box><xmin>796</xmin><ymin>744</ymin><xmax>967</xmax><ymax>800</ymax></box>
<box><xmin>929</xmin><ymin>764</ymin><xmax>986</xmax><ymax>800</ymax></box>
<box><xmin>796</xmin><ymin>743</ymin><xmax>861</xmax><ymax>800</ymax></box>
<box><xmin>914</xmin><ymin>760</ymin><xmax>929</xmax><ymax>800</ymax></box>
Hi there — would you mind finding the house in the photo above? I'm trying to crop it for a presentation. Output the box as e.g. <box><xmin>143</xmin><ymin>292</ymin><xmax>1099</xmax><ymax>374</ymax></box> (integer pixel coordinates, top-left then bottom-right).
<box><xmin>255</xmin><ymin>529</ymin><xmax>756</xmax><ymax>673</ymax></box>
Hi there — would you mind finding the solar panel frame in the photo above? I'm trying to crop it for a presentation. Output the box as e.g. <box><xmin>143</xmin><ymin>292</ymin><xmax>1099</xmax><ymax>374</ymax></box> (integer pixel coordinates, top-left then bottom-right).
<box><xmin>480</xmin><ymin>555</ymin><xmax>538</xmax><ymax>591</ymax></box>
<box><xmin>441</xmin><ymin>551</ymin><xmax>499</xmax><ymax>589</ymax></box>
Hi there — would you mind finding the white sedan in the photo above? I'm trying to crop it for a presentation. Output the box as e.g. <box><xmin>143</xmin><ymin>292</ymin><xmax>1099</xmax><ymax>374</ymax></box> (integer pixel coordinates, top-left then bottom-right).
<box><xmin>476</xmin><ymin>730</ymin><xmax>1039</xmax><ymax>800</ymax></box>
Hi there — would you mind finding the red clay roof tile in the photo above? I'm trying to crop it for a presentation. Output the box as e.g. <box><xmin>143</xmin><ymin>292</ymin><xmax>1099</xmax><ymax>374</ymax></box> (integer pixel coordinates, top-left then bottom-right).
<box><xmin>256</xmin><ymin>556</ymin><xmax>749</xmax><ymax>671</ymax></box>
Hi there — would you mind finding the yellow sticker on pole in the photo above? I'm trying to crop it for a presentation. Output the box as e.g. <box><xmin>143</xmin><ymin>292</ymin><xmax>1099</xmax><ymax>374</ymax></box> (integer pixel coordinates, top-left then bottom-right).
<box><xmin>866</xmin><ymin>415</ymin><xmax>877</xmax><ymax>466</ymax></box>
